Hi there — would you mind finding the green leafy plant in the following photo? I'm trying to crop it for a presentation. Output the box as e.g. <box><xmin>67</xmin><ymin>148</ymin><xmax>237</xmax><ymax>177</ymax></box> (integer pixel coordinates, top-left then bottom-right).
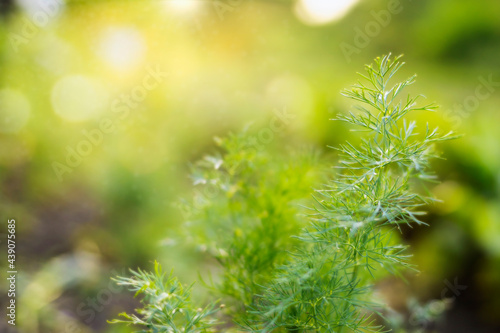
<box><xmin>177</xmin><ymin>131</ymin><xmax>322</xmax><ymax>318</ymax></box>
<box><xmin>109</xmin><ymin>261</ymin><xmax>219</xmax><ymax>332</ymax></box>
<box><xmin>110</xmin><ymin>54</ymin><xmax>456</xmax><ymax>333</ymax></box>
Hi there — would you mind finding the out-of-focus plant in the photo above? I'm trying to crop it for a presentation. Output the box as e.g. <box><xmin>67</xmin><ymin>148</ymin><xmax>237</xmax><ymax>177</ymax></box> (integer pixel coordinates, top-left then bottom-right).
<box><xmin>110</xmin><ymin>55</ymin><xmax>456</xmax><ymax>332</ymax></box>
<box><xmin>385</xmin><ymin>297</ymin><xmax>452</xmax><ymax>333</ymax></box>
<box><xmin>110</xmin><ymin>129</ymin><xmax>323</xmax><ymax>331</ymax></box>
<box><xmin>178</xmin><ymin>131</ymin><xmax>322</xmax><ymax>318</ymax></box>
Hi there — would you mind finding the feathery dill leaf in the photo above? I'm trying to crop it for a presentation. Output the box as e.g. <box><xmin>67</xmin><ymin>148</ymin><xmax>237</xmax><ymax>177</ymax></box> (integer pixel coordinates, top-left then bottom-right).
<box><xmin>108</xmin><ymin>261</ymin><xmax>219</xmax><ymax>332</ymax></box>
<box><xmin>110</xmin><ymin>55</ymin><xmax>456</xmax><ymax>333</ymax></box>
<box><xmin>244</xmin><ymin>54</ymin><xmax>456</xmax><ymax>333</ymax></box>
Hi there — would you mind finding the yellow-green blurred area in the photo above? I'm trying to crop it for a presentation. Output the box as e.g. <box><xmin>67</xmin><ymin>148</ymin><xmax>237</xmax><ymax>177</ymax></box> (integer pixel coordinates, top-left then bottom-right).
<box><xmin>0</xmin><ymin>0</ymin><xmax>499</xmax><ymax>332</ymax></box>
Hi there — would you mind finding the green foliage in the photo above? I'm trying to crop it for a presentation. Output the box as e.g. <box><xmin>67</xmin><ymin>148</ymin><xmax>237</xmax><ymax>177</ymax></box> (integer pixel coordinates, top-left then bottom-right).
<box><xmin>109</xmin><ymin>261</ymin><xmax>219</xmax><ymax>332</ymax></box>
<box><xmin>244</xmin><ymin>54</ymin><xmax>456</xmax><ymax>332</ymax></box>
<box><xmin>110</xmin><ymin>55</ymin><xmax>456</xmax><ymax>333</ymax></box>
<box><xmin>179</xmin><ymin>132</ymin><xmax>322</xmax><ymax>316</ymax></box>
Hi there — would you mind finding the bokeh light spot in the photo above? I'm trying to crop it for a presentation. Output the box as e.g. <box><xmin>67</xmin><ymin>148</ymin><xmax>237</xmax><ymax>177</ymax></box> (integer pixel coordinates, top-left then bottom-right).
<box><xmin>163</xmin><ymin>0</ymin><xmax>203</xmax><ymax>14</ymax></box>
<box><xmin>98</xmin><ymin>27</ymin><xmax>146</xmax><ymax>72</ymax></box>
<box><xmin>16</xmin><ymin>0</ymin><xmax>66</xmax><ymax>18</ymax></box>
<box><xmin>295</xmin><ymin>0</ymin><xmax>360</xmax><ymax>25</ymax></box>
<box><xmin>51</xmin><ymin>75</ymin><xmax>109</xmax><ymax>122</ymax></box>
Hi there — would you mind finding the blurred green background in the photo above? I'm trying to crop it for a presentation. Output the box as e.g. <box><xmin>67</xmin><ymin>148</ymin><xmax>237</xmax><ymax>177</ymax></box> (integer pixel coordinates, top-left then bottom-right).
<box><xmin>0</xmin><ymin>0</ymin><xmax>499</xmax><ymax>332</ymax></box>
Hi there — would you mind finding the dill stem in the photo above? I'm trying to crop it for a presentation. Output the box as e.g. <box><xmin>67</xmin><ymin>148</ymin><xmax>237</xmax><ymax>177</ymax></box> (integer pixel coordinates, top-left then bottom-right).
<box><xmin>339</xmin><ymin>251</ymin><xmax>359</xmax><ymax>333</ymax></box>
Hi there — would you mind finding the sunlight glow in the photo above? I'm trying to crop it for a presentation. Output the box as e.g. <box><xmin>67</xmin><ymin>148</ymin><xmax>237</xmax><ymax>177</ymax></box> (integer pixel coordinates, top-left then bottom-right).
<box><xmin>98</xmin><ymin>27</ymin><xmax>146</xmax><ymax>72</ymax></box>
<box><xmin>163</xmin><ymin>0</ymin><xmax>202</xmax><ymax>14</ymax></box>
<box><xmin>16</xmin><ymin>0</ymin><xmax>65</xmax><ymax>20</ymax></box>
<box><xmin>295</xmin><ymin>0</ymin><xmax>360</xmax><ymax>25</ymax></box>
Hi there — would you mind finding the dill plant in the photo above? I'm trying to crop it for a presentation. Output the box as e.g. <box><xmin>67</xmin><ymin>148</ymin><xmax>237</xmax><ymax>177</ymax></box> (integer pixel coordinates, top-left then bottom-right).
<box><xmin>176</xmin><ymin>131</ymin><xmax>322</xmax><ymax>319</ymax></box>
<box><xmin>110</xmin><ymin>261</ymin><xmax>220</xmax><ymax>332</ymax></box>
<box><xmin>110</xmin><ymin>130</ymin><xmax>323</xmax><ymax>332</ymax></box>
<box><xmin>110</xmin><ymin>54</ymin><xmax>455</xmax><ymax>333</ymax></box>
<box><xmin>243</xmin><ymin>54</ymin><xmax>456</xmax><ymax>332</ymax></box>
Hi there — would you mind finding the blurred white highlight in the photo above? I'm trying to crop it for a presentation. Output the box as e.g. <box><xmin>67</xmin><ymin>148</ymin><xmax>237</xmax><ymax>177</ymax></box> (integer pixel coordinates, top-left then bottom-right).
<box><xmin>98</xmin><ymin>27</ymin><xmax>146</xmax><ymax>72</ymax></box>
<box><xmin>163</xmin><ymin>0</ymin><xmax>203</xmax><ymax>14</ymax></box>
<box><xmin>295</xmin><ymin>0</ymin><xmax>360</xmax><ymax>25</ymax></box>
<box><xmin>15</xmin><ymin>0</ymin><xmax>65</xmax><ymax>21</ymax></box>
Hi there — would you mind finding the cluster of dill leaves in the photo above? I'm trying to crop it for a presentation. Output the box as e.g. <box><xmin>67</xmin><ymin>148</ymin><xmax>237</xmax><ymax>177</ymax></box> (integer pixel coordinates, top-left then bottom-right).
<box><xmin>109</xmin><ymin>55</ymin><xmax>456</xmax><ymax>333</ymax></box>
